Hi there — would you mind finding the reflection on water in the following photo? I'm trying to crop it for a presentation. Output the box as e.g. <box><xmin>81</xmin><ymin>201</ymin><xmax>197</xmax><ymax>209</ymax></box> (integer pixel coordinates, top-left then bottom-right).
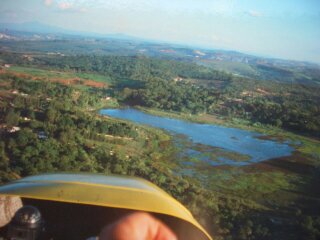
<box><xmin>100</xmin><ymin>108</ymin><xmax>294</xmax><ymax>166</ymax></box>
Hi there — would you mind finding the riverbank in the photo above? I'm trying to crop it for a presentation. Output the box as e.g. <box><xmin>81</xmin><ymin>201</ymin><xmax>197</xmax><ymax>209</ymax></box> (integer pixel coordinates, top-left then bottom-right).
<box><xmin>131</xmin><ymin>106</ymin><xmax>320</xmax><ymax>162</ymax></box>
<box><xmin>135</xmin><ymin>106</ymin><xmax>289</xmax><ymax>135</ymax></box>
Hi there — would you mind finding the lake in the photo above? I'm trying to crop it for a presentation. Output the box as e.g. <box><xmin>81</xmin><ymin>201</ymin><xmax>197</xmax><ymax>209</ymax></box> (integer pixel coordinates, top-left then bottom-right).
<box><xmin>100</xmin><ymin>108</ymin><xmax>294</xmax><ymax>166</ymax></box>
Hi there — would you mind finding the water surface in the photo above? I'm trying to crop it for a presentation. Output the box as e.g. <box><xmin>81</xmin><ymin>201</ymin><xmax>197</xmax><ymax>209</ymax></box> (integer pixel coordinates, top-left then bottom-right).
<box><xmin>100</xmin><ymin>108</ymin><xmax>294</xmax><ymax>166</ymax></box>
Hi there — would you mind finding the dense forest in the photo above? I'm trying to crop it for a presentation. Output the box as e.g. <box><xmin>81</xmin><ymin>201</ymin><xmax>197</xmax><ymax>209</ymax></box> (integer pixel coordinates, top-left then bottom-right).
<box><xmin>0</xmin><ymin>49</ymin><xmax>320</xmax><ymax>240</ymax></box>
<box><xmin>2</xmin><ymin>52</ymin><xmax>317</xmax><ymax>137</ymax></box>
<box><xmin>128</xmin><ymin>77</ymin><xmax>320</xmax><ymax>136</ymax></box>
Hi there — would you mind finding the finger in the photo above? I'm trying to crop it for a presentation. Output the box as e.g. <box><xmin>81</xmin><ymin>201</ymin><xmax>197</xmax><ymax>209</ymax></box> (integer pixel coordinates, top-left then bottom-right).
<box><xmin>99</xmin><ymin>212</ymin><xmax>177</xmax><ymax>240</ymax></box>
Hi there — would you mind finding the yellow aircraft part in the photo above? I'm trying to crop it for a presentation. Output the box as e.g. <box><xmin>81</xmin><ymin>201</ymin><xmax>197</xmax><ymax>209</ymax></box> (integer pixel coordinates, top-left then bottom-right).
<box><xmin>0</xmin><ymin>173</ymin><xmax>212</xmax><ymax>240</ymax></box>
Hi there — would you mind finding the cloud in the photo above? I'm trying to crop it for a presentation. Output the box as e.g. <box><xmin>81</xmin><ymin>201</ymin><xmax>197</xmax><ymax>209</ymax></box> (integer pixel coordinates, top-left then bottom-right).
<box><xmin>79</xmin><ymin>8</ymin><xmax>88</xmax><ymax>13</ymax></box>
<box><xmin>58</xmin><ymin>2</ymin><xmax>73</xmax><ymax>10</ymax></box>
<box><xmin>52</xmin><ymin>1</ymin><xmax>88</xmax><ymax>13</ymax></box>
<box><xmin>0</xmin><ymin>10</ymin><xmax>18</xmax><ymax>19</ymax></box>
<box><xmin>44</xmin><ymin>0</ymin><xmax>54</xmax><ymax>7</ymax></box>
<box><xmin>246</xmin><ymin>10</ymin><xmax>263</xmax><ymax>17</ymax></box>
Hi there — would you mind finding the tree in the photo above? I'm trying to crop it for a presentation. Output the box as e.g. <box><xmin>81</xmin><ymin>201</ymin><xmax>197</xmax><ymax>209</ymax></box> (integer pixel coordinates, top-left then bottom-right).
<box><xmin>5</xmin><ymin>109</ymin><xmax>20</xmax><ymax>127</ymax></box>
<box><xmin>45</xmin><ymin>107</ymin><xmax>58</xmax><ymax>123</ymax></box>
<box><xmin>16</xmin><ymin>130</ymin><xmax>35</xmax><ymax>147</ymax></box>
<box><xmin>0</xmin><ymin>141</ymin><xmax>9</xmax><ymax>168</ymax></box>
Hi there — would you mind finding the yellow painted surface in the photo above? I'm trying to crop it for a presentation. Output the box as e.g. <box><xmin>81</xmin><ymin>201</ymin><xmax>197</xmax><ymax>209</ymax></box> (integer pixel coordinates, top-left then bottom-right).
<box><xmin>0</xmin><ymin>173</ymin><xmax>212</xmax><ymax>240</ymax></box>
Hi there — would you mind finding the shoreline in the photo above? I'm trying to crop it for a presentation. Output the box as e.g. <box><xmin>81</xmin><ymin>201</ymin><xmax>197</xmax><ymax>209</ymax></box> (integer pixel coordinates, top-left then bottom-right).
<box><xmin>99</xmin><ymin>106</ymin><xmax>320</xmax><ymax>167</ymax></box>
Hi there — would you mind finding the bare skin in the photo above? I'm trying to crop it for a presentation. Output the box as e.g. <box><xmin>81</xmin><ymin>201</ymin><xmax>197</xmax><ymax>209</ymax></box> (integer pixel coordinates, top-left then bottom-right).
<box><xmin>0</xmin><ymin>196</ymin><xmax>22</xmax><ymax>227</ymax></box>
<box><xmin>99</xmin><ymin>212</ymin><xmax>177</xmax><ymax>240</ymax></box>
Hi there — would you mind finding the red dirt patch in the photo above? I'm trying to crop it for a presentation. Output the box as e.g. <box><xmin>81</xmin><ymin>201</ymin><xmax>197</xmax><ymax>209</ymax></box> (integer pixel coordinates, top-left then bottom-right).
<box><xmin>83</xmin><ymin>80</ymin><xmax>106</xmax><ymax>88</ymax></box>
<box><xmin>0</xmin><ymin>70</ymin><xmax>35</xmax><ymax>81</ymax></box>
<box><xmin>51</xmin><ymin>78</ymin><xmax>82</xmax><ymax>85</ymax></box>
<box><xmin>50</xmin><ymin>78</ymin><xmax>106</xmax><ymax>88</ymax></box>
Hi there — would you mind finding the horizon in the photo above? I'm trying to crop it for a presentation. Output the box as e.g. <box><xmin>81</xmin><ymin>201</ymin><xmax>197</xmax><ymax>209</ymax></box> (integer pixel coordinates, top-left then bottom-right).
<box><xmin>0</xmin><ymin>0</ymin><xmax>320</xmax><ymax>63</ymax></box>
<box><xmin>1</xmin><ymin>20</ymin><xmax>319</xmax><ymax>66</ymax></box>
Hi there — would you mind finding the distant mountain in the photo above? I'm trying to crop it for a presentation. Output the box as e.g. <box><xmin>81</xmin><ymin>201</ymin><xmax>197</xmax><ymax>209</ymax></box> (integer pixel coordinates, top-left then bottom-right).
<box><xmin>0</xmin><ymin>32</ymin><xmax>17</xmax><ymax>40</ymax></box>
<box><xmin>0</xmin><ymin>21</ymin><xmax>147</xmax><ymax>41</ymax></box>
<box><xmin>0</xmin><ymin>21</ymin><xmax>66</xmax><ymax>34</ymax></box>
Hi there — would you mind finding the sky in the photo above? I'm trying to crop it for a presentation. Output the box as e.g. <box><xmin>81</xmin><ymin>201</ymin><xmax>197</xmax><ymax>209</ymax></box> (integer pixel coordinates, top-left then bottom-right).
<box><xmin>0</xmin><ymin>0</ymin><xmax>320</xmax><ymax>63</ymax></box>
